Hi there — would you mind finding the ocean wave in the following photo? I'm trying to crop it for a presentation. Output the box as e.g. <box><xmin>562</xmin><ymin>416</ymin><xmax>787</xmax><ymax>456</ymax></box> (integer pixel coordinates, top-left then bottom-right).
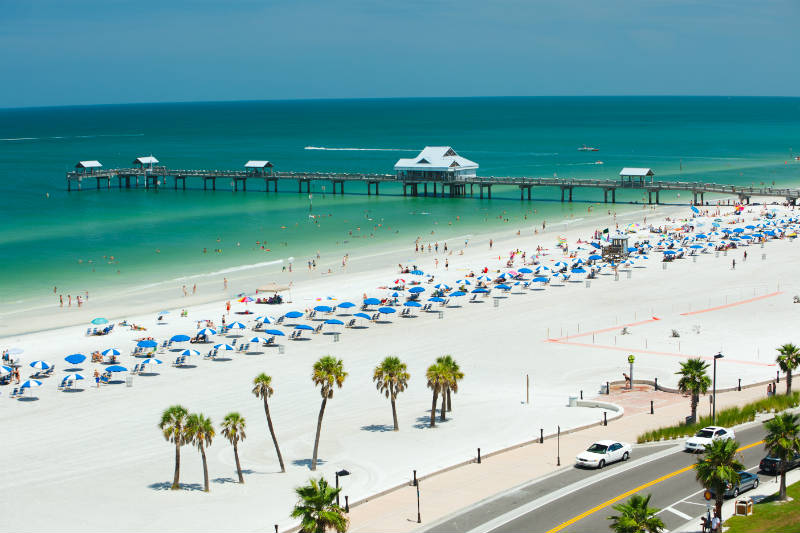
<box><xmin>0</xmin><ymin>133</ymin><xmax>144</xmax><ymax>142</ymax></box>
<box><xmin>305</xmin><ymin>146</ymin><xmax>416</xmax><ymax>151</ymax></box>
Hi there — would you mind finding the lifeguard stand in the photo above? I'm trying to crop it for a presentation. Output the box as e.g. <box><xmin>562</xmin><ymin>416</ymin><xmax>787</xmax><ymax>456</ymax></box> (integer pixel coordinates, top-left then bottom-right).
<box><xmin>602</xmin><ymin>233</ymin><xmax>630</xmax><ymax>263</ymax></box>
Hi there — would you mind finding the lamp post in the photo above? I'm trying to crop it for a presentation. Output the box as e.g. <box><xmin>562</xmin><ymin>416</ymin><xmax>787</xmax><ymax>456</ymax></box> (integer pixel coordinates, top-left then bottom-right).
<box><xmin>557</xmin><ymin>425</ymin><xmax>561</xmax><ymax>466</ymax></box>
<box><xmin>415</xmin><ymin>476</ymin><xmax>421</xmax><ymax>523</ymax></box>
<box><xmin>335</xmin><ymin>469</ymin><xmax>350</xmax><ymax>507</ymax></box>
<box><xmin>712</xmin><ymin>353</ymin><xmax>724</xmax><ymax>424</ymax></box>
<box><xmin>628</xmin><ymin>354</ymin><xmax>635</xmax><ymax>389</ymax></box>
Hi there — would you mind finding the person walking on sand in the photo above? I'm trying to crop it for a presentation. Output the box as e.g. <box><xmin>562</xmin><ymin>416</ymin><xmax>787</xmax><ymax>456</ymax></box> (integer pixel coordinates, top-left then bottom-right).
<box><xmin>59</xmin><ymin>294</ymin><xmax>63</xmax><ymax>307</ymax></box>
<box><xmin>192</xmin><ymin>284</ymin><xmax>197</xmax><ymax>295</ymax></box>
<box><xmin>445</xmin><ymin>258</ymin><xmax>449</xmax><ymax>269</ymax></box>
<box><xmin>68</xmin><ymin>295</ymin><xmax>72</xmax><ymax>307</ymax></box>
<box><xmin>732</xmin><ymin>259</ymin><xmax>736</xmax><ymax>270</ymax></box>
<box><xmin>182</xmin><ymin>285</ymin><xmax>187</xmax><ymax>297</ymax></box>
<box><xmin>94</xmin><ymin>369</ymin><xmax>100</xmax><ymax>388</ymax></box>
<box><xmin>489</xmin><ymin>239</ymin><xmax>493</xmax><ymax>249</ymax></box>
<box><xmin>224</xmin><ymin>277</ymin><xmax>228</xmax><ymax>290</ymax></box>
<box><xmin>226</xmin><ymin>301</ymin><xmax>231</xmax><ymax>315</ymax></box>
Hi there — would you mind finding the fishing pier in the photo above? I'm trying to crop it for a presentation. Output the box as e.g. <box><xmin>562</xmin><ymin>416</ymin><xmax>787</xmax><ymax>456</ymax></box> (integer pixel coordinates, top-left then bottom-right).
<box><xmin>67</xmin><ymin>150</ymin><xmax>800</xmax><ymax>205</ymax></box>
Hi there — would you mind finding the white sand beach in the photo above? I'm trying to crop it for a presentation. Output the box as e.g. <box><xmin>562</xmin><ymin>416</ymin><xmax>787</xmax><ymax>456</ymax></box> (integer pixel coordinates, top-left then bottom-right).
<box><xmin>1</xmin><ymin>200</ymin><xmax>796</xmax><ymax>532</ymax></box>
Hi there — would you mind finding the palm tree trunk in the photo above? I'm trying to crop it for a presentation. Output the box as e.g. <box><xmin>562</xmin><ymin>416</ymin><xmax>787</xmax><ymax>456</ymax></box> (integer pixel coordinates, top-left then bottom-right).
<box><xmin>780</xmin><ymin>465</ymin><xmax>787</xmax><ymax>500</ymax></box>
<box><xmin>311</xmin><ymin>397</ymin><xmax>327</xmax><ymax>471</ymax></box>
<box><xmin>200</xmin><ymin>443</ymin><xmax>209</xmax><ymax>492</ymax></box>
<box><xmin>390</xmin><ymin>395</ymin><xmax>399</xmax><ymax>431</ymax></box>
<box><xmin>263</xmin><ymin>398</ymin><xmax>286</xmax><ymax>472</ymax></box>
<box><xmin>787</xmin><ymin>373</ymin><xmax>793</xmax><ymax>396</ymax></box>
<box><xmin>430</xmin><ymin>390</ymin><xmax>438</xmax><ymax>428</ymax></box>
<box><xmin>233</xmin><ymin>441</ymin><xmax>244</xmax><ymax>483</ymax></box>
<box><xmin>440</xmin><ymin>387</ymin><xmax>447</xmax><ymax>422</ymax></box>
<box><xmin>447</xmin><ymin>388</ymin><xmax>452</xmax><ymax>412</ymax></box>
<box><xmin>172</xmin><ymin>439</ymin><xmax>181</xmax><ymax>490</ymax></box>
<box><xmin>715</xmin><ymin>494</ymin><xmax>723</xmax><ymax>521</ymax></box>
<box><xmin>690</xmin><ymin>393</ymin><xmax>699</xmax><ymax>421</ymax></box>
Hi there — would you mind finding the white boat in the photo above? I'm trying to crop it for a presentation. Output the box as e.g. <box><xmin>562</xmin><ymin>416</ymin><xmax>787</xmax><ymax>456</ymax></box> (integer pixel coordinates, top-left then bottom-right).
<box><xmin>578</xmin><ymin>145</ymin><xmax>599</xmax><ymax>152</ymax></box>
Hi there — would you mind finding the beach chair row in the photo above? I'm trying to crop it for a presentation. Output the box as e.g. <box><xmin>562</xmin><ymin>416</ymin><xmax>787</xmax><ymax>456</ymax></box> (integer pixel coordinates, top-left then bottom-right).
<box><xmin>31</xmin><ymin>365</ymin><xmax>55</xmax><ymax>379</ymax></box>
<box><xmin>85</xmin><ymin>324</ymin><xmax>115</xmax><ymax>336</ymax></box>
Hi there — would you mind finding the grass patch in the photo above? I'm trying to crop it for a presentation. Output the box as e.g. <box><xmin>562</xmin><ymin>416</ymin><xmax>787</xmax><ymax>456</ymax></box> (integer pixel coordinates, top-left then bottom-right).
<box><xmin>637</xmin><ymin>392</ymin><xmax>800</xmax><ymax>444</ymax></box>
<box><xmin>724</xmin><ymin>478</ymin><xmax>800</xmax><ymax>533</ymax></box>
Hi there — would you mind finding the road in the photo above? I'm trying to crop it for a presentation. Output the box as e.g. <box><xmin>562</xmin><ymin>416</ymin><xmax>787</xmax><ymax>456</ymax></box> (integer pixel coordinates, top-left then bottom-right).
<box><xmin>424</xmin><ymin>424</ymin><xmax>773</xmax><ymax>533</ymax></box>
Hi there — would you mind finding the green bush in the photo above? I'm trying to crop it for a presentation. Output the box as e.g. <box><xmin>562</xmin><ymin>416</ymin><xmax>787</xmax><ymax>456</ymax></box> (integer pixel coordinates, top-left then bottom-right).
<box><xmin>637</xmin><ymin>392</ymin><xmax>800</xmax><ymax>443</ymax></box>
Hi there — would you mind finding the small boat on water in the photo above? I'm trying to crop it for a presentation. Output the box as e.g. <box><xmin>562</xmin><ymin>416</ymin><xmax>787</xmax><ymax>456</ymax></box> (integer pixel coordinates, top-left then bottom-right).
<box><xmin>578</xmin><ymin>145</ymin><xmax>599</xmax><ymax>152</ymax></box>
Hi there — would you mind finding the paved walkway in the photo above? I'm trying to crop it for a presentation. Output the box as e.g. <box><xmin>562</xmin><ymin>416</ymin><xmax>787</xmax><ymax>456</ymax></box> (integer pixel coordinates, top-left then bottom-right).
<box><xmin>346</xmin><ymin>385</ymin><xmax>773</xmax><ymax>532</ymax></box>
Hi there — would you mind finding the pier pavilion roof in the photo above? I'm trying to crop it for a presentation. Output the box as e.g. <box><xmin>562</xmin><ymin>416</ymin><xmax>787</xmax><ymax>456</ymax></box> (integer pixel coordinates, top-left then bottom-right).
<box><xmin>245</xmin><ymin>160</ymin><xmax>274</xmax><ymax>168</ymax></box>
<box><xmin>76</xmin><ymin>160</ymin><xmax>102</xmax><ymax>169</ymax></box>
<box><xmin>394</xmin><ymin>147</ymin><xmax>478</xmax><ymax>172</ymax></box>
<box><xmin>619</xmin><ymin>167</ymin><xmax>654</xmax><ymax>177</ymax></box>
<box><xmin>133</xmin><ymin>156</ymin><xmax>159</xmax><ymax>165</ymax></box>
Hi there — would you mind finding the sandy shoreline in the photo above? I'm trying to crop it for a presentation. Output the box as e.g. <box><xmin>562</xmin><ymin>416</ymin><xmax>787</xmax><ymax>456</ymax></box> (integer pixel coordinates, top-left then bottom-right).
<box><xmin>1</xmin><ymin>198</ymin><xmax>796</xmax><ymax>532</ymax></box>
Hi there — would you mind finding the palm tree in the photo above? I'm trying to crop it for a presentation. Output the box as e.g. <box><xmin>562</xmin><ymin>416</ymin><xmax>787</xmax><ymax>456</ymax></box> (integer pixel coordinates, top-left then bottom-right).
<box><xmin>607</xmin><ymin>493</ymin><xmax>665</xmax><ymax>533</ymax></box>
<box><xmin>221</xmin><ymin>412</ymin><xmax>247</xmax><ymax>483</ymax></box>
<box><xmin>291</xmin><ymin>477</ymin><xmax>349</xmax><ymax>533</ymax></box>
<box><xmin>694</xmin><ymin>438</ymin><xmax>743</xmax><ymax>519</ymax></box>
<box><xmin>764</xmin><ymin>412</ymin><xmax>800</xmax><ymax>500</ymax></box>
<box><xmin>311</xmin><ymin>356</ymin><xmax>347</xmax><ymax>471</ymax></box>
<box><xmin>776</xmin><ymin>343</ymin><xmax>800</xmax><ymax>395</ymax></box>
<box><xmin>373</xmin><ymin>356</ymin><xmax>410</xmax><ymax>431</ymax></box>
<box><xmin>185</xmin><ymin>412</ymin><xmax>215</xmax><ymax>492</ymax></box>
<box><xmin>436</xmin><ymin>355</ymin><xmax>464</xmax><ymax>413</ymax></box>
<box><xmin>252</xmin><ymin>373</ymin><xmax>286</xmax><ymax>473</ymax></box>
<box><xmin>676</xmin><ymin>358</ymin><xmax>711</xmax><ymax>423</ymax></box>
<box><xmin>426</xmin><ymin>362</ymin><xmax>447</xmax><ymax>428</ymax></box>
<box><xmin>159</xmin><ymin>404</ymin><xmax>189</xmax><ymax>490</ymax></box>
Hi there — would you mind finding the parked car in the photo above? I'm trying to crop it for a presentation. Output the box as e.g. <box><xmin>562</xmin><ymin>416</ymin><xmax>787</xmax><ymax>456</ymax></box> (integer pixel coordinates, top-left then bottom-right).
<box><xmin>708</xmin><ymin>471</ymin><xmax>759</xmax><ymax>498</ymax></box>
<box><xmin>575</xmin><ymin>440</ymin><xmax>632</xmax><ymax>469</ymax></box>
<box><xmin>759</xmin><ymin>453</ymin><xmax>800</xmax><ymax>475</ymax></box>
<box><xmin>684</xmin><ymin>426</ymin><xmax>735</xmax><ymax>453</ymax></box>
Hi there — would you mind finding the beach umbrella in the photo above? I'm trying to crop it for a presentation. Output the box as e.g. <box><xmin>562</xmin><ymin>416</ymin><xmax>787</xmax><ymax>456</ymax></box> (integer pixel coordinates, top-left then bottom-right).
<box><xmin>20</xmin><ymin>379</ymin><xmax>43</xmax><ymax>388</ymax></box>
<box><xmin>137</xmin><ymin>340</ymin><xmax>158</xmax><ymax>348</ymax></box>
<box><xmin>64</xmin><ymin>353</ymin><xmax>86</xmax><ymax>365</ymax></box>
<box><xmin>663</xmin><ymin>250</ymin><xmax>676</xmax><ymax>255</ymax></box>
<box><xmin>553</xmin><ymin>262</ymin><xmax>568</xmax><ymax>269</ymax></box>
<box><xmin>63</xmin><ymin>374</ymin><xmax>84</xmax><ymax>382</ymax></box>
<box><xmin>477</xmin><ymin>275</ymin><xmax>491</xmax><ymax>281</ymax></box>
<box><xmin>170</xmin><ymin>334</ymin><xmax>191</xmax><ymax>342</ymax></box>
<box><xmin>391</xmin><ymin>292</ymin><xmax>400</xmax><ymax>298</ymax></box>
<box><xmin>450</xmin><ymin>291</ymin><xmax>465</xmax><ymax>297</ymax></box>
<box><xmin>535</xmin><ymin>265</ymin><xmax>551</xmax><ymax>272</ymax></box>
<box><xmin>284</xmin><ymin>311</ymin><xmax>304</xmax><ymax>319</ymax></box>
<box><xmin>250</xmin><ymin>336</ymin><xmax>270</xmax><ymax>344</ymax></box>
<box><xmin>588</xmin><ymin>254</ymin><xmax>602</xmax><ymax>261</ymax></box>
<box><xmin>695</xmin><ymin>234</ymin><xmax>707</xmax><ymax>239</ymax></box>
<box><xmin>518</xmin><ymin>268</ymin><xmax>533</xmax><ymax>274</ymax></box>
<box><xmin>238</xmin><ymin>296</ymin><xmax>254</xmax><ymax>303</ymax></box>
<box><xmin>495</xmin><ymin>284</ymin><xmax>511</xmax><ymax>290</ymax></box>
<box><xmin>324</xmin><ymin>319</ymin><xmax>344</xmax><ymax>325</ymax></box>
<box><xmin>101</xmin><ymin>348</ymin><xmax>121</xmax><ymax>356</ymax></box>
<box><xmin>404</xmin><ymin>301</ymin><xmax>422</xmax><ymax>307</ymax></box>
<box><xmin>745</xmin><ymin>225</ymin><xmax>756</xmax><ymax>230</ymax></box>
<box><xmin>29</xmin><ymin>360</ymin><xmax>50</xmax><ymax>370</ymax></box>
<box><xmin>106</xmin><ymin>365</ymin><xmax>127</xmax><ymax>372</ymax></box>
<box><xmin>213</xmin><ymin>343</ymin><xmax>234</xmax><ymax>351</ymax></box>
<box><xmin>314</xmin><ymin>305</ymin><xmax>333</xmax><ymax>313</ymax></box>
<box><xmin>353</xmin><ymin>312</ymin><xmax>372</xmax><ymax>320</ymax></box>
<box><xmin>455</xmin><ymin>279</ymin><xmax>472</xmax><ymax>285</ymax></box>
<box><xmin>141</xmin><ymin>358</ymin><xmax>163</xmax><ymax>365</ymax></box>
<box><xmin>408</xmin><ymin>287</ymin><xmax>425</xmax><ymax>294</ymax></box>
<box><xmin>197</xmin><ymin>328</ymin><xmax>216</xmax><ymax>337</ymax></box>
<box><xmin>227</xmin><ymin>321</ymin><xmax>247</xmax><ymax>329</ymax></box>
<box><xmin>434</xmin><ymin>283</ymin><xmax>451</xmax><ymax>289</ymax></box>
<box><xmin>471</xmin><ymin>288</ymin><xmax>489</xmax><ymax>294</ymax></box>
<box><xmin>0</xmin><ymin>366</ymin><xmax>11</xmax><ymax>376</ymax></box>
<box><xmin>627</xmin><ymin>247</ymin><xmax>638</xmax><ymax>252</ymax></box>
<box><xmin>181</xmin><ymin>349</ymin><xmax>201</xmax><ymax>356</ymax></box>
<box><xmin>264</xmin><ymin>329</ymin><xmax>286</xmax><ymax>336</ymax></box>
<box><xmin>690</xmin><ymin>244</ymin><xmax>703</xmax><ymax>249</ymax></box>
<box><xmin>363</xmin><ymin>298</ymin><xmax>381</xmax><ymax>305</ymax></box>
<box><xmin>255</xmin><ymin>316</ymin><xmax>275</xmax><ymax>324</ymax></box>
<box><xmin>590</xmin><ymin>242</ymin><xmax>601</xmax><ymax>249</ymax></box>
<box><xmin>90</xmin><ymin>318</ymin><xmax>109</xmax><ymax>325</ymax></box>
<box><xmin>572</xmin><ymin>268</ymin><xmax>587</xmax><ymax>274</ymax></box>
<box><xmin>338</xmin><ymin>302</ymin><xmax>355</xmax><ymax>309</ymax></box>
<box><xmin>378</xmin><ymin>307</ymin><xmax>396</xmax><ymax>314</ymax></box>
<box><xmin>691</xmin><ymin>205</ymin><xmax>700</xmax><ymax>214</ymax></box>
<box><xmin>733</xmin><ymin>228</ymin><xmax>745</xmax><ymax>233</ymax></box>
<box><xmin>532</xmin><ymin>277</ymin><xmax>549</xmax><ymax>283</ymax></box>
<box><xmin>428</xmin><ymin>297</ymin><xmax>445</xmax><ymax>302</ymax></box>
<box><xmin>410</xmin><ymin>270</ymin><xmax>424</xmax><ymax>275</ymax></box>
<box><xmin>294</xmin><ymin>324</ymin><xmax>314</xmax><ymax>331</ymax></box>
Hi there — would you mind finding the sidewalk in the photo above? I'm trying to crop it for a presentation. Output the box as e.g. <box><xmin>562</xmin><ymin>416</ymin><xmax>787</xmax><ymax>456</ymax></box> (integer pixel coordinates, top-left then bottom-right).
<box><xmin>346</xmin><ymin>385</ymin><xmax>772</xmax><ymax>532</ymax></box>
<box><xmin>672</xmin><ymin>468</ymin><xmax>800</xmax><ymax>533</ymax></box>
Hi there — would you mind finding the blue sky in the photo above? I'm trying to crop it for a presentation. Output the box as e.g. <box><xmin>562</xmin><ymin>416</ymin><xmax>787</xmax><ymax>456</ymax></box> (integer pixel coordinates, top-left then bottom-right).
<box><xmin>1</xmin><ymin>0</ymin><xmax>797</xmax><ymax>108</ymax></box>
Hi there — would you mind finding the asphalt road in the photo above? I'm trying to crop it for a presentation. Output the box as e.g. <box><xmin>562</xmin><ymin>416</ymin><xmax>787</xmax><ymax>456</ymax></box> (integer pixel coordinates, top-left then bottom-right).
<box><xmin>425</xmin><ymin>424</ymin><xmax>772</xmax><ymax>533</ymax></box>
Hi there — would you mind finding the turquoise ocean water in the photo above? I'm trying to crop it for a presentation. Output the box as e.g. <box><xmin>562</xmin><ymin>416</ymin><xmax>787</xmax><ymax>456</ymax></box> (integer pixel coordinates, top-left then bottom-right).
<box><xmin>0</xmin><ymin>97</ymin><xmax>798</xmax><ymax>306</ymax></box>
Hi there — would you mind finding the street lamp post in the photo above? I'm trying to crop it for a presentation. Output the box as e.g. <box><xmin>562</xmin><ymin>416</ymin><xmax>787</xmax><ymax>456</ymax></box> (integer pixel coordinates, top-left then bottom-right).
<box><xmin>628</xmin><ymin>354</ymin><xmax>635</xmax><ymax>389</ymax></box>
<box><xmin>335</xmin><ymin>469</ymin><xmax>350</xmax><ymax>507</ymax></box>
<box><xmin>557</xmin><ymin>425</ymin><xmax>561</xmax><ymax>466</ymax></box>
<box><xmin>712</xmin><ymin>353</ymin><xmax>724</xmax><ymax>424</ymax></box>
<box><xmin>415</xmin><ymin>476</ymin><xmax>421</xmax><ymax>523</ymax></box>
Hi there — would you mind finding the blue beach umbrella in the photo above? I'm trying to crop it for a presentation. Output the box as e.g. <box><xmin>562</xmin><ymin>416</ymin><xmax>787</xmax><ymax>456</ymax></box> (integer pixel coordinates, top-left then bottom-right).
<box><xmin>627</xmin><ymin>247</ymin><xmax>638</xmax><ymax>252</ymax></box>
<box><xmin>518</xmin><ymin>267</ymin><xmax>533</xmax><ymax>274</ymax></box>
<box><xmin>733</xmin><ymin>228</ymin><xmax>745</xmax><ymax>233</ymax></box>
<box><xmin>294</xmin><ymin>324</ymin><xmax>314</xmax><ymax>331</ymax></box>
<box><xmin>455</xmin><ymin>279</ymin><xmax>472</xmax><ymax>285</ymax></box>
<box><xmin>338</xmin><ymin>302</ymin><xmax>356</xmax><ymax>309</ymax></box>
<box><xmin>404</xmin><ymin>301</ymin><xmax>422</xmax><ymax>307</ymax></box>
<box><xmin>471</xmin><ymin>288</ymin><xmax>489</xmax><ymax>294</ymax></box>
<box><xmin>213</xmin><ymin>343</ymin><xmax>234</xmax><ymax>350</ymax></box>
<box><xmin>21</xmin><ymin>379</ymin><xmax>43</xmax><ymax>388</ymax></box>
<box><xmin>428</xmin><ymin>297</ymin><xmax>445</xmax><ymax>302</ymax></box>
<box><xmin>264</xmin><ymin>329</ymin><xmax>286</xmax><ymax>336</ymax></box>
<box><xmin>181</xmin><ymin>349</ymin><xmax>201</xmax><ymax>356</ymax></box>
<box><xmin>197</xmin><ymin>328</ymin><xmax>216</xmax><ymax>337</ymax></box>
<box><xmin>64</xmin><ymin>354</ymin><xmax>86</xmax><ymax>365</ymax></box>
<box><xmin>314</xmin><ymin>305</ymin><xmax>333</xmax><ymax>313</ymax></box>
<box><xmin>495</xmin><ymin>284</ymin><xmax>511</xmax><ymax>290</ymax></box>
<box><xmin>137</xmin><ymin>340</ymin><xmax>158</xmax><ymax>348</ymax></box>
<box><xmin>0</xmin><ymin>365</ymin><xmax>12</xmax><ymax>375</ymax></box>
<box><xmin>450</xmin><ymin>291</ymin><xmax>465</xmax><ymax>297</ymax></box>
<box><xmin>532</xmin><ymin>277</ymin><xmax>549</xmax><ymax>283</ymax></box>
<box><xmin>690</xmin><ymin>244</ymin><xmax>703</xmax><ymax>249</ymax></box>
<box><xmin>90</xmin><ymin>318</ymin><xmax>109</xmax><ymax>325</ymax></box>
<box><xmin>378</xmin><ymin>307</ymin><xmax>396</xmax><ymax>314</ymax></box>
<box><xmin>353</xmin><ymin>312</ymin><xmax>372</xmax><ymax>320</ymax></box>
<box><xmin>410</xmin><ymin>270</ymin><xmax>424</xmax><ymax>275</ymax></box>
<box><xmin>255</xmin><ymin>316</ymin><xmax>274</xmax><ymax>324</ymax></box>
<box><xmin>250</xmin><ymin>336</ymin><xmax>270</xmax><ymax>344</ymax></box>
<box><xmin>409</xmin><ymin>287</ymin><xmax>425</xmax><ymax>294</ymax></box>
<box><xmin>572</xmin><ymin>268</ymin><xmax>587</xmax><ymax>274</ymax></box>
<box><xmin>434</xmin><ymin>283</ymin><xmax>452</xmax><ymax>289</ymax></box>
<box><xmin>325</xmin><ymin>319</ymin><xmax>344</xmax><ymax>325</ymax></box>
<box><xmin>62</xmin><ymin>374</ymin><xmax>84</xmax><ymax>382</ymax></box>
<box><xmin>170</xmin><ymin>334</ymin><xmax>191</xmax><ymax>342</ymax></box>
<box><xmin>284</xmin><ymin>311</ymin><xmax>303</xmax><ymax>319</ymax></box>
<box><xmin>391</xmin><ymin>292</ymin><xmax>400</xmax><ymax>298</ymax></box>
<box><xmin>590</xmin><ymin>242</ymin><xmax>601</xmax><ymax>249</ymax></box>
<box><xmin>102</xmin><ymin>348</ymin><xmax>121</xmax><ymax>356</ymax></box>
<box><xmin>691</xmin><ymin>205</ymin><xmax>700</xmax><ymax>214</ymax></box>
<box><xmin>363</xmin><ymin>298</ymin><xmax>381</xmax><ymax>305</ymax></box>
<box><xmin>588</xmin><ymin>254</ymin><xmax>602</xmax><ymax>261</ymax></box>
<box><xmin>227</xmin><ymin>321</ymin><xmax>246</xmax><ymax>329</ymax></box>
<box><xmin>141</xmin><ymin>358</ymin><xmax>162</xmax><ymax>365</ymax></box>
<box><xmin>106</xmin><ymin>365</ymin><xmax>127</xmax><ymax>372</ymax></box>
<box><xmin>663</xmin><ymin>250</ymin><xmax>676</xmax><ymax>255</ymax></box>
<box><xmin>477</xmin><ymin>275</ymin><xmax>492</xmax><ymax>281</ymax></box>
<box><xmin>29</xmin><ymin>360</ymin><xmax>50</xmax><ymax>370</ymax></box>
<box><xmin>695</xmin><ymin>234</ymin><xmax>707</xmax><ymax>239</ymax></box>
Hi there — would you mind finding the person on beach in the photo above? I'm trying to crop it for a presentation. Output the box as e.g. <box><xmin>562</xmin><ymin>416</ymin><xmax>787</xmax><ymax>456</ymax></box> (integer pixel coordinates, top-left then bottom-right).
<box><xmin>192</xmin><ymin>284</ymin><xmax>197</xmax><ymax>295</ymax></box>
<box><xmin>224</xmin><ymin>277</ymin><xmax>228</xmax><ymax>289</ymax></box>
<box><xmin>732</xmin><ymin>259</ymin><xmax>736</xmax><ymax>270</ymax></box>
<box><xmin>182</xmin><ymin>285</ymin><xmax>187</xmax><ymax>297</ymax></box>
<box><xmin>59</xmin><ymin>295</ymin><xmax>63</xmax><ymax>307</ymax></box>
<box><xmin>489</xmin><ymin>239</ymin><xmax>493</xmax><ymax>249</ymax></box>
<box><xmin>68</xmin><ymin>295</ymin><xmax>71</xmax><ymax>307</ymax></box>
<box><xmin>94</xmin><ymin>369</ymin><xmax>100</xmax><ymax>388</ymax></box>
<box><xmin>226</xmin><ymin>301</ymin><xmax>231</xmax><ymax>315</ymax></box>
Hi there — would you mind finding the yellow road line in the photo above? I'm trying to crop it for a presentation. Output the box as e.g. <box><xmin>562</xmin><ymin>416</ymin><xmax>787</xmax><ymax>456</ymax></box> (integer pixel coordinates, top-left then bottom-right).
<box><xmin>544</xmin><ymin>440</ymin><xmax>764</xmax><ymax>533</ymax></box>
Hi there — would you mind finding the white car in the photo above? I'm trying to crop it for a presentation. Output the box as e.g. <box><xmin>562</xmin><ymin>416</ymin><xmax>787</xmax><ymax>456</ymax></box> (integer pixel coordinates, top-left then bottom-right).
<box><xmin>684</xmin><ymin>426</ymin><xmax>735</xmax><ymax>453</ymax></box>
<box><xmin>575</xmin><ymin>440</ymin><xmax>632</xmax><ymax>469</ymax></box>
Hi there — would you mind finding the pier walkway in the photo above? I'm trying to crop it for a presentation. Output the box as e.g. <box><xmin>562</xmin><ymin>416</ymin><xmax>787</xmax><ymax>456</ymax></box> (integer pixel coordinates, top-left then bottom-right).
<box><xmin>65</xmin><ymin>167</ymin><xmax>800</xmax><ymax>204</ymax></box>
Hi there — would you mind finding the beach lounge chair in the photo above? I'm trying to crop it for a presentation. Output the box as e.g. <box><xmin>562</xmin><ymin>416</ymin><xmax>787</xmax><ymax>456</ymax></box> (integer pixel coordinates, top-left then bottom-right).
<box><xmin>45</xmin><ymin>365</ymin><xmax>55</xmax><ymax>376</ymax></box>
<box><xmin>253</xmin><ymin>322</ymin><xmax>263</xmax><ymax>331</ymax></box>
<box><xmin>275</xmin><ymin>316</ymin><xmax>285</xmax><ymax>325</ymax></box>
<box><xmin>171</xmin><ymin>357</ymin><xmax>181</xmax><ymax>367</ymax></box>
<box><xmin>345</xmin><ymin>319</ymin><xmax>356</xmax><ymax>328</ymax></box>
<box><xmin>10</xmin><ymin>387</ymin><xmax>19</xmax><ymax>398</ymax></box>
<box><xmin>290</xmin><ymin>330</ymin><xmax>301</xmax><ymax>340</ymax></box>
<box><xmin>231</xmin><ymin>338</ymin><xmax>237</xmax><ymax>346</ymax></box>
<box><xmin>314</xmin><ymin>324</ymin><xmax>323</xmax><ymax>334</ymax></box>
<box><xmin>264</xmin><ymin>336</ymin><xmax>275</xmax><ymax>346</ymax></box>
<box><xmin>470</xmin><ymin>294</ymin><xmax>477</xmax><ymax>302</ymax></box>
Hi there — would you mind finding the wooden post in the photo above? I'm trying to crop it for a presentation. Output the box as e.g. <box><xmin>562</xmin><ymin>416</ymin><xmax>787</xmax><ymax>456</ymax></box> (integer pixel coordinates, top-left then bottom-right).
<box><xmin>526</xmin><ymin>374</ymin><xmax>529</xmax><ymax>404</ymax></box>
